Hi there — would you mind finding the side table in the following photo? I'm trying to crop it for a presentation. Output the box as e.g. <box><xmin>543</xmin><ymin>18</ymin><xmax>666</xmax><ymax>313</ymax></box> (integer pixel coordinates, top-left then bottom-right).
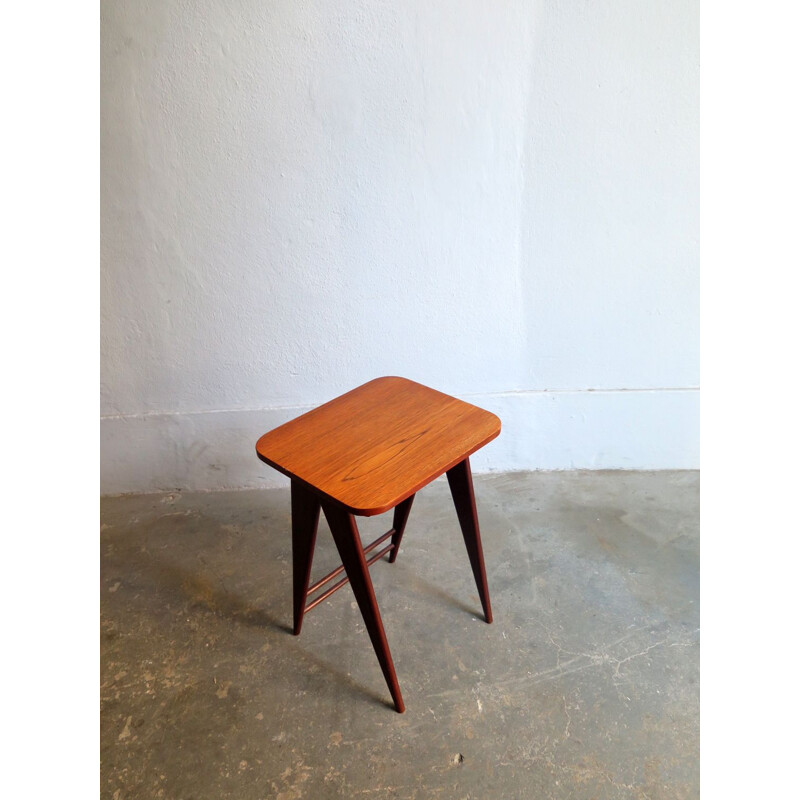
<box><xmin>255</xmin><ymin>376</ymin><xmax>501</xmax><ymax>712</ymax></box>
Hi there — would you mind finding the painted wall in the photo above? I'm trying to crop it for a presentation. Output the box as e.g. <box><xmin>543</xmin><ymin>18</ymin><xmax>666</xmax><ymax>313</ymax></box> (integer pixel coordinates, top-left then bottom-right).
<box><xmin>101</xmin><ymin>0</ymin><xmax>699</xmax><ymax>494</ymax></box>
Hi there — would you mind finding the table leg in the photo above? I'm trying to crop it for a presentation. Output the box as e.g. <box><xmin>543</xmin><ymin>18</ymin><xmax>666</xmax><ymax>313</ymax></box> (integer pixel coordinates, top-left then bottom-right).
<box><xmin>322</xmin><ymin>502</ymin><xmax>405</xmax><ymax>713</ymax></box>
<box><xmin>446</xmin><ymin>457</ymin><xmax>493</xmax><ymax>624</ymax></box>
<box><xmin>388</xmin><ymin>494</ymin><xmax>414</xmax><ymax>563</ymax></box>
<box><xmin>291</xmin><ymin>480</ymin><xmax>320</xmax><ymax>635</ymax></box>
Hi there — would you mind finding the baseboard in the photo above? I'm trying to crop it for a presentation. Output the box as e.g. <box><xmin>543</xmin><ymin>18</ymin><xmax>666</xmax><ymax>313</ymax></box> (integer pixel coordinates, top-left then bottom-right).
<box><xmin>100</xmin><ymin>388</ymin><xmax>699</xmax><ymax>495</ymax></box>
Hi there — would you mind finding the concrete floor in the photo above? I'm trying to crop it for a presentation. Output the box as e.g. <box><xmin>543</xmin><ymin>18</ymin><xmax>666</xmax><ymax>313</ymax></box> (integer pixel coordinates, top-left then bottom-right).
<box><xmin>101</xmin><ymin>470</ymin><xmax>699</xmax><ymax>800</ymax></box>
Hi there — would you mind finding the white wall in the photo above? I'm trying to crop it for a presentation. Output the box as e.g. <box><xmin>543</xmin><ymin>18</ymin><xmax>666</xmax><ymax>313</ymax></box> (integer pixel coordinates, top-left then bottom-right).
<box><xmin>101</xmin><ymin>0</ymin><xmax>699</xmax><ymax>494</ymax></box>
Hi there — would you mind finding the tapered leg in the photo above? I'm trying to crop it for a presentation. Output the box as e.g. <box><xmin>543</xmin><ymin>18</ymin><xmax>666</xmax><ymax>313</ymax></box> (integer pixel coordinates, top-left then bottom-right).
<box><xmin>446</xmin><ymin>457</ymin><xmax>493</xmax><ymax>623</ymax></box>
<box><xmin>291</xmin><ymin>481</ymin><xmax>321</xmax><ymax>635</ymax></box>
<box><xmin>388</xmin><ymin>494</ymin><xmax>414</xmax><ymax>563</ymax></box>
<box><xmin>322</xmin><ymin>502</ymin><xmax>405</xmax><ymax>713</ymax></box>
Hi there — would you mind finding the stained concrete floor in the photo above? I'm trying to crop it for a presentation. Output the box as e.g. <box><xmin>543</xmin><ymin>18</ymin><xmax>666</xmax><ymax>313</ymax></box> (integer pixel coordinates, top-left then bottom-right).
<box><xmin>101</xmin><ymin>470</ymin><xmax>699</xmax><ymax>800</ymax></box>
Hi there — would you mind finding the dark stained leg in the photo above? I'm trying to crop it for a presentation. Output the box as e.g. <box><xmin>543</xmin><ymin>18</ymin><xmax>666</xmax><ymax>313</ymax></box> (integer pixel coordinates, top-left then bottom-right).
<box><xmin>446</xmin><ymin>457</ymin><xmax>493</xmax><ymax>624</ymax></box>
<box><xmin>321</xmin><ymin>502</ymin><xmax>405</xmax><ymax>713</ymax></box>
<box><xmin>291</xmin><ymin>481</ymin><xmax>321</xmax><ymax>636</ymax></box>
<box><xmin>388</xmin><ymin>494</ymin><xmax>415</xmax><ymax>563</ymax></box>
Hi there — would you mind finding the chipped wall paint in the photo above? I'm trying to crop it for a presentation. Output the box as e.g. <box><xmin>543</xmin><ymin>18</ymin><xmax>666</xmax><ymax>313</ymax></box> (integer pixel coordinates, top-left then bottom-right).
<box><xmin>101</xmin><ymin>0</ymin><xmax>699</xmax><ymax>493</ymax></box>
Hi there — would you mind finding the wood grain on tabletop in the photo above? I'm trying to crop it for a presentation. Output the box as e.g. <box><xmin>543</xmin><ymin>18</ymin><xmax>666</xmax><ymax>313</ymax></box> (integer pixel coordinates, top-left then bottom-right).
<box><xmin>256</xmin><ymin>376</ymin><xmax>501</xmax><ymax>516</ymax></box>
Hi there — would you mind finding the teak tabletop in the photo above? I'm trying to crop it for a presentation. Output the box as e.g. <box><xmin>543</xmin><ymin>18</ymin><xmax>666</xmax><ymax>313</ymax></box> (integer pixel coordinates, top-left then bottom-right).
<box><xmin>256</xmin><ymin>376</ymin><xmax>501</xmax><ymax>516</ymax></box>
